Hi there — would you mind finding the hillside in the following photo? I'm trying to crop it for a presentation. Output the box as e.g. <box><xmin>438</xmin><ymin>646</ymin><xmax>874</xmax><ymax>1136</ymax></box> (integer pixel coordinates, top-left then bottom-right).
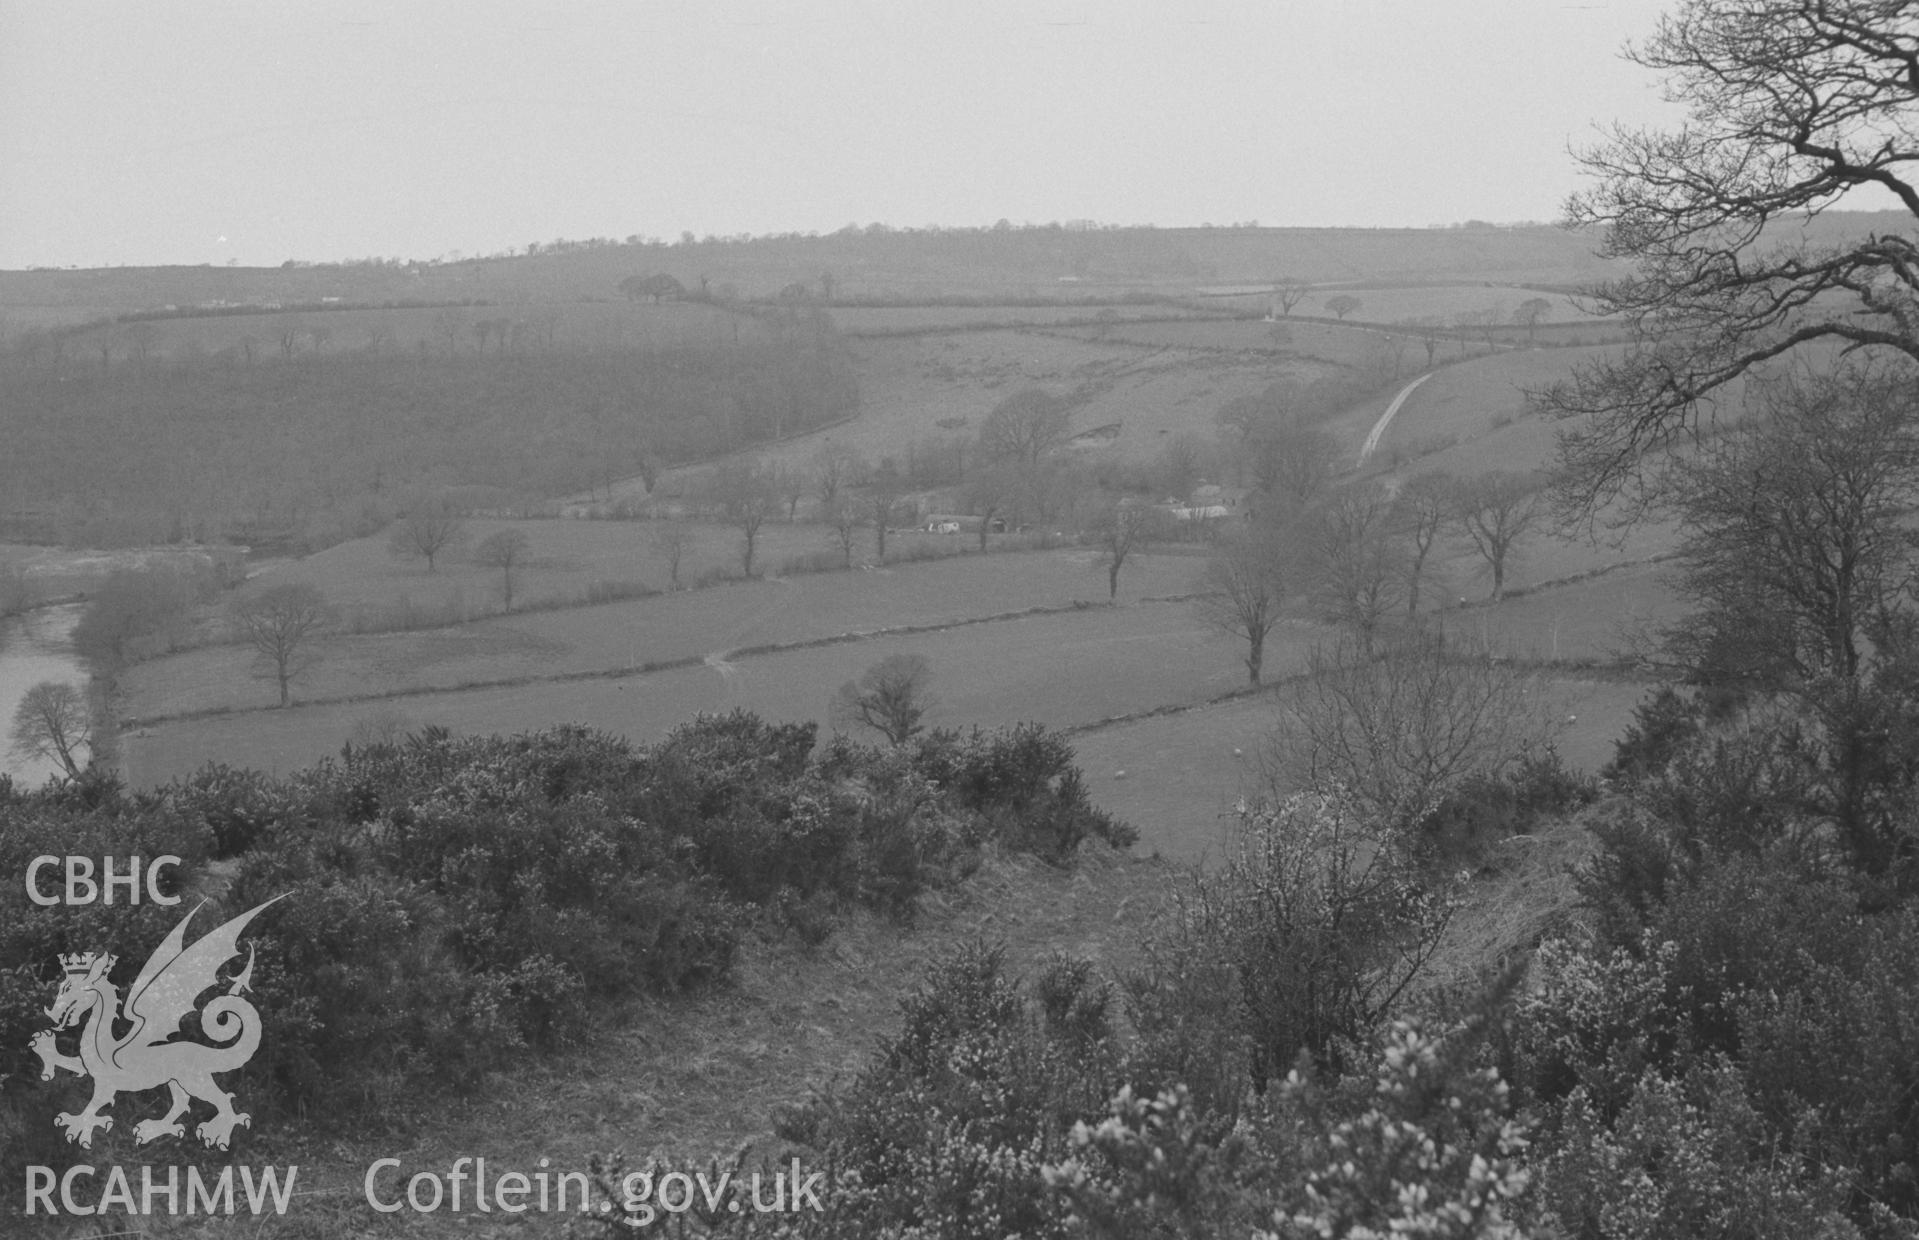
<box><xmin>0</xmin><ymin>222</ymin><xmax>1627</xmax><ymax>330</ymax></box>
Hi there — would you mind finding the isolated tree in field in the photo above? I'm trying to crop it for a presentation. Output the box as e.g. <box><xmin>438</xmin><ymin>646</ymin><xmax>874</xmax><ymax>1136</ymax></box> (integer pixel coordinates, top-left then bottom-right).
<box><xmin>1325</xmin><ymin>294</ymin><xmax>1362</xmax><ymax>321</ymax></box>
<box><xmin>653</xmin><ymin>521</ymin><xmax>693</xmax><ymax>588</ymax></box>
<box><xmin>1513</xmin><ymin>297</ymin><xmax>1553</xmax><ymax>343</ymax></box>
<box><xmin>1198</xmin><ymin>523</ymin><xmax>1291</xmax><ymax>684</ymax></box>
<box><xmin>833</xmin><ymin>653</ymin><xmax>935</xmax><ymax>744</ymax></box>
<box><xmin>10</xmin><ymin>681</ymin><xmax>92</xmax><ymax>779</ymax></box>
<box><xmin>867</xmin><ymin>463</ymin><xmax>908</xmax><ymax>562</ymax></box>
<box><xmin>1272</xmin><ymin>276</ymin><xmax>1311</xmax><ymax>317</ymax></box>
<box><xmin>1664</xmin><ymin>364</ymin><xmax>1919</xmax><ymax>688</ymax></box>
<box><xmin>1269</xmin><ymin>631</ymin><xmax>1556</xmax><ymax>830</ymax></box>
<box><xmin>1540</xmin><ymin>0</ymin><xmax>1919</xmax><ymax>514</ymax></box>
<box><xmin>474</xmin><ymin>528</ymin><xmax>532</xmax><ymax>611</ymax></box>
<box><xmin>713</xmin><ymin>462</ymin><xmax>779</xmax><ymax>576</ymax></box>
<box><xmin>1452</xmin><ymin>471</ymin><xmax>1542</xmax><ymax>600</ymax></box>
<box><xmin>388</xmin><ymin>497</ymin><xmax>467</xmax><ymax>572</ymax></box>
<box><xmin>1088</xmin><ymin>500</ymin><xmax>1162</xmax><ymax>601</ymax></box>
<box><xmin>620</xmin><ymin>273</ymin><xmax>686</xmax><ymax>303</ymax></box>
<box><xmin>1301</xmin><ymin>485</ymin><xmax>1407</xmax><ymax>652</ymax></box>
<box><xmin>1392</xmin><ymin>471</ymin><xmax>1455</xmax><ymax>615</ymax></box>
<box><xmin>978</xmin><ymin>387</ymin><xmax>1073</xmax><ymax>467</ymax></box>
<box><xmin>232</xmin><ymin>584</ymin><xmax>331</xmax><ymax>707</ymax></box>
<box><xmin>824</xmin><ymin>495</ymin><xmax>865</xmax><ymax>567</ymax></box>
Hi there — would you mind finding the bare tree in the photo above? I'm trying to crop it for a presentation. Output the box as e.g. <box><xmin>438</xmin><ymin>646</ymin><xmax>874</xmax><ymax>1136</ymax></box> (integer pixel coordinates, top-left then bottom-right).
<box><xmin>232</xmin><ymin>584</ymin><xmax>331</xmax><ymax>707</ymax></box>
<box><xmin>1272</xmin><ymin>276</ymin><xmax>1311</xmax><ymax>317</ymax></box>
<box><xmin>1452</xmin><ymin>471</ymin><xmax>1542</xmax><ymax>600</ymax></box>
<box><xmin>10</xmin><ymin>681</ymin><xmax>92</xmax><ymax>778</ymax></box>
<box><xmin>776</xmin><ymin>465</ymin><xmax>810</xmax><ymax>521</ymax></box>
<box><xmin>388</xmin><ymin>497</ymin><xmax>467</xmax><ymax>572</ymax></box>
<box><xmin>1172</xmin><ymin>792</ymin><xmax>1456</xmax><ymax>1086</ymax></box>
<box><xmin>362</xmin><ymin>321</ymin><xmax>394</xmax><ymax>354</ymax></box>
<box><xmin>653</xmin><ymin>521</ymin><xmax>694</xmax><ymax>588</ymax></box>
<box><xmin>1269</xmin><ymin>631</ymin><xmax>1558</xmax><ymax>830</ymax></box>
<box><xmin>1197</xmin><ymin>523</ymin><xmax>1291</xmax><ymax>684</ymax></box>
<box><xmin>124</xmin><ymin>321</ymin><xmax>157</xmax><ymax>364</ymax></box>
<box><xmin>276</xmin><ymin>318</ymin><xmax>306</xmax><ymax>360</ymax></box>
<box><xmin>1410</xmin><ymin>318</ymin><xmax>1445</xmax><ymax>369</ymax></box>
<box><xmin>867</xmin><ymin>464</ymin><xmax>908</xmax><ymax>562</ymax></box>
<box><xmin>824</xmin><ymin>494</ymin><xmax>865</xmax><ymax>567</ymax></box>
<box><xmin>978</xmin><ymin>387</ymin><xmax>1073</xmax><ymax>467</ymax></box>
<box><xmin>1300</xmin><ymin>485</ymin><xmax>1407</xmax><ymax>653</ymax></box>
<box><xmin>432</xmin><ymin>308</ymin><xmax>464</xmax><ymax>356</ymax></box>
<box><xmin>813</xmin><ymin>441</ymin><xmax>860</xmax><ymax>508</ymax></box>
<box><xmin>1663</xmin><ymin>364</ymin><xmax>1919</xmax><ymax>688</ymax></box>
<box><xmin>713</xmin><ymin>461</ymin><xmax>779</xmax><ymax>576</ymax></box>
<box><xmin>1392</xmin><ymin>471</ymin><xmax>1454</xmax><ymax>616</ymax></box>
<box><xmin>1088</xmin><ymin>499</ymin><xmax>1163</xmax><ymax>601</ymax></box>
<box><xmin>960</xmin><ymin>460</ymin><xmax>1019</xmax><ymax>552</ymax></box>
<box><xmin>1324</xmin><ymin>294</ymin><xmax>1363</xmax><ymax>321</ymax></box>
<box><xmin>474</xmin><ymin>528</ymin><xmax>532</xmax><ymax>611</ymax></box>
<box><xmin>1539</xmin><ymin>0</ymin><xmax>1919</xmax><ymax>514</ymax></box>
<box><xmin>833</xmin><ymin>653</ymin><xmax>936</xmax><ymax>744</ymax></box>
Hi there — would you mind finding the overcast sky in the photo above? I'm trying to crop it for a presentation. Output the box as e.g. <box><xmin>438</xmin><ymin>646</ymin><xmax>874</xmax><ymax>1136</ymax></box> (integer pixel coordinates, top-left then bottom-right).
<box><xmin>0</xmin><ymin>0</ymin><xmax>1684</xmax><ymax>270</ymax></box>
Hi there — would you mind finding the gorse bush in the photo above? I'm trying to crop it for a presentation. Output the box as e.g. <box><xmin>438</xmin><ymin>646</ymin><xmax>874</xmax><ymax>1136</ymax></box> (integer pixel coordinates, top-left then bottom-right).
<box><xmin>769</xmin><ymin>935</ymin><xmax>1531</xmax><ymax>1240</ymax></box>
<box><xmin>0</xmin><ymin>712</ymin><xmax>1128</xmax><ymax>1182</ymax></box>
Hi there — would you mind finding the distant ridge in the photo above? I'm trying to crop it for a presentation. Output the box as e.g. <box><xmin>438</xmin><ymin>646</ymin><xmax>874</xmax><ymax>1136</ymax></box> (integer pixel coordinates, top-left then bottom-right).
<box><xmin>3</xmin><ymin>211</ymin><xmax>1907</xmax><ymax>326</ymax></box>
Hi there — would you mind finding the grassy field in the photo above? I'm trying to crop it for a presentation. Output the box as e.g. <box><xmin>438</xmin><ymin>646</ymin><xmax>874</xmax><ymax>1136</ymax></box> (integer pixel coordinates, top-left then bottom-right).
<box><xmin>235</xmin><ymin>515</ymin><xmax>1049</xmax><ymax>615</ymax></box>
<box><xmin>1072</xmin><ymin>671</ymin><xmax>1654</xmax><ymax>865</ymax></box>
<box><xmin>122</xmin><ymin>547</ymin><xmax>1207</xmax><ymax>719</ymax></box>
<box><xmin>824</xmin><ymin>303</ymin><xmax>1215</xmax><ymax>334</ymax></box>
<box><xmin>1203</xmin><ymin>284</ymin><xmax>1600</xmax><ymax>325</ymax></box>
<box><xmin>120</xmin><ymin>599</ymin><xmax>1314</xmax><ymax>786</ymax></box>
<box><xmin>1446</xmin><ymin>560</ymin><xmax>1682</xmax><ymax>663</ymax></box>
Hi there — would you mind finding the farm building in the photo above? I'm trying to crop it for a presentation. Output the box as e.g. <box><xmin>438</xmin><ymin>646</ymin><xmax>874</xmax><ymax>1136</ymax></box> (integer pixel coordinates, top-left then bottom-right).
<box><xmin>921</xmin><ymin>513</ymin><xmax>1006</xmax><ymax>535</ymax></box>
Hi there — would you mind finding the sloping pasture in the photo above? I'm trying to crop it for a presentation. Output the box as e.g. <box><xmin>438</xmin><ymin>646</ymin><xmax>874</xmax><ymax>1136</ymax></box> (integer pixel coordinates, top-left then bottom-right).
<box><xmin>1072</xmin><ymin>671</ymin><xmax>1657</xmax><ymax>865</ymax></box>
<box><xmin>119</xmin><ymin>549</ymin><xmax>1209</xmax><ymax>720</ymax></box>
<box><xmin>119</xmin><ymin>597</ymin><xmax>1309</xmax><ymax>786</ymax></box>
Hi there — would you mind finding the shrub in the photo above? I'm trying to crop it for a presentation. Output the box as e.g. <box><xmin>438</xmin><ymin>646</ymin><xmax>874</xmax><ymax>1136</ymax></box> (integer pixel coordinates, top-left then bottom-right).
<box><xmin>1539</xmin><ymin>1063</ymin><xmax>1860</xmax><ymax>1240</ymax></box>
<box><xmin>912</xmin><ymin>723</ymin><xmax>1137</xmax><ymax>860</ymax></box>
<box><xmin>1602</xmin><ymin>685</ymin><xmax>1704</xmax><ymax>783</ymax></box>
<box><xmin>774</xmin><ymin>942</ymin><xmax>1116</xmax><ymax>1240</ymax></box>
<box><xmin>1419</xmin><ymin>742</ymin><xmax>1597</xmax><ymax>871</ymax></box>
<box><xmin>1143</xmin><ymin>794</ymin><xmax>1456</xmax><ymax>1091</ymax></box>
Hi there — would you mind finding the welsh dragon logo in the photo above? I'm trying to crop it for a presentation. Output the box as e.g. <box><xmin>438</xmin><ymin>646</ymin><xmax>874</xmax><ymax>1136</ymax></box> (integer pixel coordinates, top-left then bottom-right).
<box><xmin>28</xmin><ymin>896</ymin><xmax>285</xmax><ymax>1151</ymax></box>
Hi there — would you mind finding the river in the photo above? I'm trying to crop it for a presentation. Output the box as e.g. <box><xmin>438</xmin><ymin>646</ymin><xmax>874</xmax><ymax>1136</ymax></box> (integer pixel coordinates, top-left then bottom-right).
<box><xmin>0</xmin><ymin>603</ymin><xmax>90</xmax><ymax>787</ymax></box>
